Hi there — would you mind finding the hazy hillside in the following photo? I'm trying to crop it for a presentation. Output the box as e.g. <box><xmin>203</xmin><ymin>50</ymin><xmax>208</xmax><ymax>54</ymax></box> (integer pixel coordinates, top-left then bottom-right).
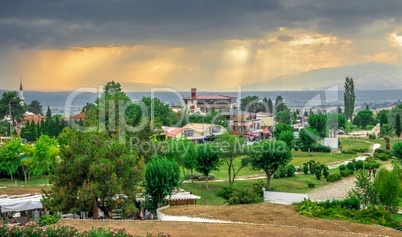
<box><xmin>242</xmin><ymin>62</ymin><xmax>402</xmax><ymax>91</ymax></box>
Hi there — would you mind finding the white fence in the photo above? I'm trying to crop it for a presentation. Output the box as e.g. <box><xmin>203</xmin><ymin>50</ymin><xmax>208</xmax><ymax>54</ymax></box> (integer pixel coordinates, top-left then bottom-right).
<box><xmin>264</xmin><ymin>191</ymin><xmax>308</xmax><ymax>205</ymax></box>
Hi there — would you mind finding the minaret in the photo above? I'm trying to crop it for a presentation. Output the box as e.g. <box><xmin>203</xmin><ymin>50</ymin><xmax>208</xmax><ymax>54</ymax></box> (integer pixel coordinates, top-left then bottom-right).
<box><xmin>19</xmin><ymin>78</ymin><xmax>24</xmax><ymax>105</ymax></box>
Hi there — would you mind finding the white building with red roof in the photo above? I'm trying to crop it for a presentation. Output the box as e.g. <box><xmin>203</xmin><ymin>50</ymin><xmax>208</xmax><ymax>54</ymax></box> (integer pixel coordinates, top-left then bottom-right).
<box><xmin>183</xmin><ymin>88</ymin><xmax>237</xmax><ymax>114</ymax></box>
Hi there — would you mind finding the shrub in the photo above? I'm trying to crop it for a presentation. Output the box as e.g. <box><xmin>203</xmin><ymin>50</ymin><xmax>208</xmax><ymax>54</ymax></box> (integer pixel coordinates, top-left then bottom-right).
<box><xmin>364</xmin><ymin>161</ymin><xmax>380</xmax><ymax>169</ymax></box>
<box><xmin>315</xmin><ymin>168</ymin><xmax>322</xmax><ymax>180</ymax></box>
<box><xmin>368</xmin><ymin>133</ymin><xmax>376</xmax><ymax>139</ymax></box>
<box><xmin>340</xmin><ymin>169</ymin><xmax>354</xmax><ymax>177</ymax></box>
<box><xmin>184</xmin><ymin>174</ymin><xmax>216</xmax><ymax>181</ymax></box>
<box><xmin>323</xmin><ymin>168</ymin><xmax>329</xmax><ymax>178</ymax></box>
<box><xmin>273</xmin><ymin>172</ymin><xmax>280</xmax><ymax>179</ymax></box>
<box><xmin>278</xmin><ymin>167</ymin><xmax>287</xmax><ymax>178</ymax></box>
<box><xmin>317</xmin><ymin>197</ymin><xmax>360</xmax><ymax>210</ymax></box>
<box><xmin>341</xmin><ymin>148</ymin><xmax>368</xmax><ymax>154</ymax></box>
<box><xmin>376</xmin><ymin>153</ymin><xmax>391</xmax><ymax>161</ymax></box>
<box><xmin>392</xmin><ymin>142</ymin><xmax>402</xmax><ymax>159</ymax></box>
<box><xmin>294</xmin><ymin>146</ymin><xmax>299</xmax><ymax>151</ymax></box>
<box><xmin>215</xmin><ymin>185</ymin><xmax>233</xmax><ymax>201</ymax></box>
<box><xmin>327</xmin><ymin>173</ymin><xmax>342</xmax><ymax>182</ymax></box>
<box><xmin>228</xmin><ymin>187</ymin><xmax>261</xmax><ymax>205</ymax></box>
<box><xmin>346</xmin><ymin>162</ymin><xmax>355</xmax><ymax>171</ymax></box>
<box><xmin>303</xmin><ymin>164</ymin><xmax>309</xmax><ymax>175</ymax></box>
<box><xmin>311</xmin><ymin>144</ymin><xmax>331</xmax><ymax>153</ymax></box>
<box><xmin>286</xmin><ymin>165</ymin><xmax>296</xmax><ymax>177</ymax></box>
<box><xmin>0</xmin><ymin>224</ymin><xmax>139</xmax><ymax>237</ymax></box>
<box><xmin>307</xmin><ymin>183</ymin><xmax>315</xmax><ymax>188</ymax></box>
<box><xmin>355</xmin><ymin>160</ymin><xmax>364</xmax><ymax>170</ymax></box>
<box><xmin>296</xmin><ymin>200</ymin><xmax>399</xmax><ymax>228</ymax></box>
<box><xmin>39</xmin><ymin>213</ymin><xmax>61</xmax><ymax>226</ymax></box>
<box><xmin>339</xmin><ymin>164</ymin><xmax>346</xmax><ymax>171</ymax></box>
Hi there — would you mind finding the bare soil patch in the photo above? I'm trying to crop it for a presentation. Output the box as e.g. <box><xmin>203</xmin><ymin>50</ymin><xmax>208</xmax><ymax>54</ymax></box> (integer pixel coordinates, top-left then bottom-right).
<box><xmin>59</xmin><ymin>203</ymin><xmax>401</xmax><ymax>237</ymax></box>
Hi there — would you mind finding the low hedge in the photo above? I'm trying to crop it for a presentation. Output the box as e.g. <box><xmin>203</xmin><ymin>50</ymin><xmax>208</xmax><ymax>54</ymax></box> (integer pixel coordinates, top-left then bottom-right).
<box><xmin>327</xmin><ymin>173</ymin><xmax>342</xmax><ymax>182</ymax></box>
<box><xmin>340</xmin><ymin>169</ymin><xmax>354</xmax><ymax>177</ymax></box>
<box><xmin>184</xmin><ymin>174</ymin><xmax>216</xmax><ymax>181</ymax></box>
<box><xmin>0</xmin><ymin>224</ymin><xmax>143</xmax><ymax>237</ymax></box>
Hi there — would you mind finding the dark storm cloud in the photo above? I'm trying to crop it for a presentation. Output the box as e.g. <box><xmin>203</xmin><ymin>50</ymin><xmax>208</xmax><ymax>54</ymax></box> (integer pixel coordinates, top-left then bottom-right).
<box><xmin>0</xmin><ymin>0</ymin><xmax>402</xmax><ymax>48</ymax></box>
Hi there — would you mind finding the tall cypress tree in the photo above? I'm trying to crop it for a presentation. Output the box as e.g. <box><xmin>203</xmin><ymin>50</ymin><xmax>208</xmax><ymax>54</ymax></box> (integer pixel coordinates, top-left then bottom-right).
<box><xmin>344</xmin><ymin>77</ymin><xmax>356</xmax><ymax>121</ymax></box>
<box><xmin>267</xmin><ymin>98</ymin><xmax>273</xmax><ymax>114</ymax></box>
<box><xmin>396</xmin><ymin>114</ymin><xmax>401</xmax><ymax>138</ymax></box>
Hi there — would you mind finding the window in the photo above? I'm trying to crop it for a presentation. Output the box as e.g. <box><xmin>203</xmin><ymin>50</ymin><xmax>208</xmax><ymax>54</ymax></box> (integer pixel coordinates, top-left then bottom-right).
<box><xmin>210</xmin><ymin>126</ymin><xmax>221</xmax><ymax>134</ymax></box>
<box><xmin>182</xmin><ymin>129</ymin><xmax>195</xmax><ymax>137</ymax></box>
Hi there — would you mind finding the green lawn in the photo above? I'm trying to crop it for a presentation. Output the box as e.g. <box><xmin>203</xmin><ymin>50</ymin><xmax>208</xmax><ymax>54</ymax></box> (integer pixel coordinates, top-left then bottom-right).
<box><xmin>0</xmin><ymin>176</ymin><xmax>48</xmax><ymax>186</ymax></box>
<box><xmin>339</xmin><ymin>138</ymin><xmax>373</xmax><ymax>151</ymax></box>
<box><xmin>290</xmin><ymin>151</ymin><xmax>355</xmax><ymax>166</ymax></box>
<box><xmin>182</xmin><ymin>169</ymin><xmax>341</xmax><ymax>206</ymax></box>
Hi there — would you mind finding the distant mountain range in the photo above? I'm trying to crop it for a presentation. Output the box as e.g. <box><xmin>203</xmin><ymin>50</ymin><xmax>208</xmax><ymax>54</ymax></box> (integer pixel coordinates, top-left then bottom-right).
<box><xmin>240</xmin><ymin>62</ymin><xmax>402</xmax><ymax>91</ymax></box>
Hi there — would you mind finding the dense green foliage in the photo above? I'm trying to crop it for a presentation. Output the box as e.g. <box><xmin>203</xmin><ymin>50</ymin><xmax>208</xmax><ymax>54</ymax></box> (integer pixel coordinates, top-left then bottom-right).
<box><xmin>0</xmin><ymin>224</ymin><xmax>137</xmax><ymax>237</ymax></box>
<box><xmin>298</xmin><ymin>128</ymin><xmax>319</xmax><ymax>155</ymax></box>
<box><xmin>248</xmin><ymin>140</ymin><xmax>292</xmax><ymax>188</ymax></box>
<box><xmin>344</xmin><ymin>77</ymin><xmax>355</xmax><ymax>121</ymax></box>
<box><xmin>145</xmin><ymin>156</ymin><xmax>180</xmax><ymax>209</ymax></box>
<box><xmin>353</xmin><ymin>109</ymin><xmax>375</xmax><ymax>129</ymax></box>
<box><xmin>308</xmin><ymin>114</ymin><xmax>327</xmax><ymax>138</ymax></box>
<box><xmin>43</xmin><ymin>129</ymin><xmax>144</xmax><ymax>219</ymax></box>
<box><xmin>194</xmin><ymin>143</ymin><xmax>222</xmax><ymax>189</ymax></box>
<box><xmin>296</xmin><ymin>199</ymin><xmax>400</xmax><ymax>228</ymax></box>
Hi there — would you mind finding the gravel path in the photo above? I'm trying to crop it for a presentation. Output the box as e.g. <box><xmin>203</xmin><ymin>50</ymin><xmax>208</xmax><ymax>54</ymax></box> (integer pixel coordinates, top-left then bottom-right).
<box><xmin>308</xmin><ymin>176</ymin><xmax>356</xmax><ymax>201</ymax></box>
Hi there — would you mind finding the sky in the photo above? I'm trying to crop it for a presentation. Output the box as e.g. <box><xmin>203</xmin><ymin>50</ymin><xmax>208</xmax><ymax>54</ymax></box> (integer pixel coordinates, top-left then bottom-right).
<box><xmin>0</xmin><ymin>0</ymin><xmax>402</xmax><ymax>92</ymax></box>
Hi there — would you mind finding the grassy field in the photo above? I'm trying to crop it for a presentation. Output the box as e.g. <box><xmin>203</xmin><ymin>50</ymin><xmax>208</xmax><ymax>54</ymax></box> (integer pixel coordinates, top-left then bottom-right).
<box><xmin>182</xmin><ymin>168</ymin><xmax>341</xmax><ymax>205</ymax></box>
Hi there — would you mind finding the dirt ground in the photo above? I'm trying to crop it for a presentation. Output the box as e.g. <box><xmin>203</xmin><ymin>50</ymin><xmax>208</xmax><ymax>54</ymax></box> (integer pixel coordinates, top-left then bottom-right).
<box><xmin>59</xmin><ymin>203</ymin><xmax>401</xmax><ymax>237</ymax></box>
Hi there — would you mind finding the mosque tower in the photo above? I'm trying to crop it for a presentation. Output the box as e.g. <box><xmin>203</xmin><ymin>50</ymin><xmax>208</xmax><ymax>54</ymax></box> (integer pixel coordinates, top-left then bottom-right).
<box><xmin>19</xmin><ymin>78</ymin><xmax>24</xmax><ymax>105</ymax></box>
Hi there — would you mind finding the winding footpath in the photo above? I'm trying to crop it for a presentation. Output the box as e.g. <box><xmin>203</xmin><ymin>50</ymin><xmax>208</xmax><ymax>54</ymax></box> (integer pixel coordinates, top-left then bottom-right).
<box><xmin>309</xmin><ymin>143</ymin><xmax>381</xmax><ymax>201</ymax></box>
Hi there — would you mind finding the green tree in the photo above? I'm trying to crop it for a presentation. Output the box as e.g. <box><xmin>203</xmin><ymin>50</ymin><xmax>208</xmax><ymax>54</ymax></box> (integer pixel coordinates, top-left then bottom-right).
<box><xmin>216</xmin><ymin>134</ymin><xmax>248</xmax><ymax>185</ymax></box>
<box><xmin>0</xmin><ymin>91</ymin><xmax>24</xmax><ymax>123</ymax></box>
<box><xmin>31</xmin><ymin>135</ymin><xmax>59</xmax><ymax>186</ymax></box>
<box><xmin>299</xmin><ymin>128</ymin><xmax>319</xmax><ymax>156</ymax></box>
<box><xmin>165</xmin><ymin>138</ymin><xmax>196</xmax><ymax>179</ymax></box>
<box><xmin>380</xmin><ymin>124</ymin><xmax>394</xmax><ymax>150</ymax></box>
<box><xmin>374</xmin><ymin>167</ymin><xmax>401</xmax><ymax>213</ymax></box>
<box><xmin>348</xmin><ymin>170</ymin><xmax>378</xmax><ymax>208</ymax></box>
<box><xmin>327</xmin><ymin>113</ymin><xmax>346</xmax><ymax>136</ymax></box>
<box><xmin>275</xmin><ymin>109</ymin><xmax>291</xmax><ymax>124</ymax></box>
<box><xmin>28</xmin><ymin>100</ymin><xmax>43</xmax><ymax>115</ymax></box>
<box><xmin>0</xmin><ymin>138</ymin><xmax>24</xmax><ymax>180</ymax></box>
<box><xmin>308</xmin><ymin>114</ymin><xmax>327</xmax><ymax>138</ymax></box>
<box><xmin>240</xmin><ymin>96</ymin><xmax>263</xmax><ymax>113</ymax></box>
<box><xmin>278</xmin><ymin>130</ymin><xmax>295</xmax><ymax>149</ymax></box>
<box><xmin>274</xmin><ymin>95</ymin><xmax>287</xmax><ymax>113</ymax></box>
<box><xmin>353</xmin><ymin>109</ymin><xmax>374</xmax><ymax>129</ymax></box>
<box><xmin>267</xmin><ymin>98</ymin><xmax>273</xmax><ymax>114</ymax></box>
<box><xmin>378</xmin><ymin>110</ymin><xmax>388</xmax><ymax>126</ymax></box>
<box><xmin>20</xmin><ymin>144</ymin><xmax>34</xmax><ymax>186</ymax></box>
<box><xmin>145</xmin><ymin>156</ymin><xmax>180</xmax><ymax>209</ymax></box>
<box><xmin>392</xmin><ymin>142</ymin><xmax>402</xmax><ymax>160</ymax></box>
<box><xmin>344</xmin><ymin>77</ymin><xmax>356</xmax><ymax>121</ymax></box>
<box><xmin>273</xmin><ymin>123</ymin><xmax>293</xmax><ymax>139</ymax></box>
<box><xmin>194</xmin><ymin>143</ymin><xmax>222</xmax><ymax>189</ymax></box>
<box><xmin>248</xmin><ymin>140</ymin><xmax>292</xmax><ymax>188</ymax></box>
<box><xmin>395</xmin><ymin>114</ymin><xmax>401</xmax><ymax>138</ymax></box>
<box><xmin>46</xmin><ymin>106</ymin><xmax>52</xmax><ymax>119</ymax></box>
<box><xmin>44</xmin><ymin>128</ymin><xmax>144</xmax><ymax>219</ymax></box>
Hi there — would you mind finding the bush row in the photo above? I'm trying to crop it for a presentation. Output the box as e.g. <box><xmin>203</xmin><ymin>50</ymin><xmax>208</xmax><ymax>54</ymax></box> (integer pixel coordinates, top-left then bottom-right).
<box><xmin>184</xmin><ymin>174</ymin><xmax>216</xmax><ymax>181</ymax></box>
<box><xmin>296</xmin><ymin>199</ymin><xmax>400</xmax><ymax>228</ymax></box>
<box><xmin>0</xmin><ymin>223</ymin><xmax>160</xmax><ymax>237</ymax></box>
<box><xmin>341</xmin><ymin>148</ymin><xmax>369</xmax><ymax>154</ymax></box>
<box><xmin>273</xmin><ymin>165</ymin><xmax>296</xmax><ymax>179</ymax></box>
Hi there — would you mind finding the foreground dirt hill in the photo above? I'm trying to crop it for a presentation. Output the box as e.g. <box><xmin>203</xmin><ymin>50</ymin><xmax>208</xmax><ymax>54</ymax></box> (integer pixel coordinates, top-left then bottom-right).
<box><xmin>59</xmin><ymin>203</ymin><xmax>401</xmax><ymax>237</ymax></box>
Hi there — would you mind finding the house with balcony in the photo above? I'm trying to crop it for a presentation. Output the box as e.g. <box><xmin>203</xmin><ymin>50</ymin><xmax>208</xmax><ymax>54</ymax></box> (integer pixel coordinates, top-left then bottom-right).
<box><xmin>183</xmin><ymin>88</ymin><xmax>237</xmax><ymax>114</ymax></box>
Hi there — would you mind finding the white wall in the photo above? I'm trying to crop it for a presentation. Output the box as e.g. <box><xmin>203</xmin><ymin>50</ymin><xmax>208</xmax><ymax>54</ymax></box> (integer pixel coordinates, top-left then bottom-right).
<box><xmin>264</xmin><ymin>191</ymin><xmax>308</xmax><ymax>205</ymax></box>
